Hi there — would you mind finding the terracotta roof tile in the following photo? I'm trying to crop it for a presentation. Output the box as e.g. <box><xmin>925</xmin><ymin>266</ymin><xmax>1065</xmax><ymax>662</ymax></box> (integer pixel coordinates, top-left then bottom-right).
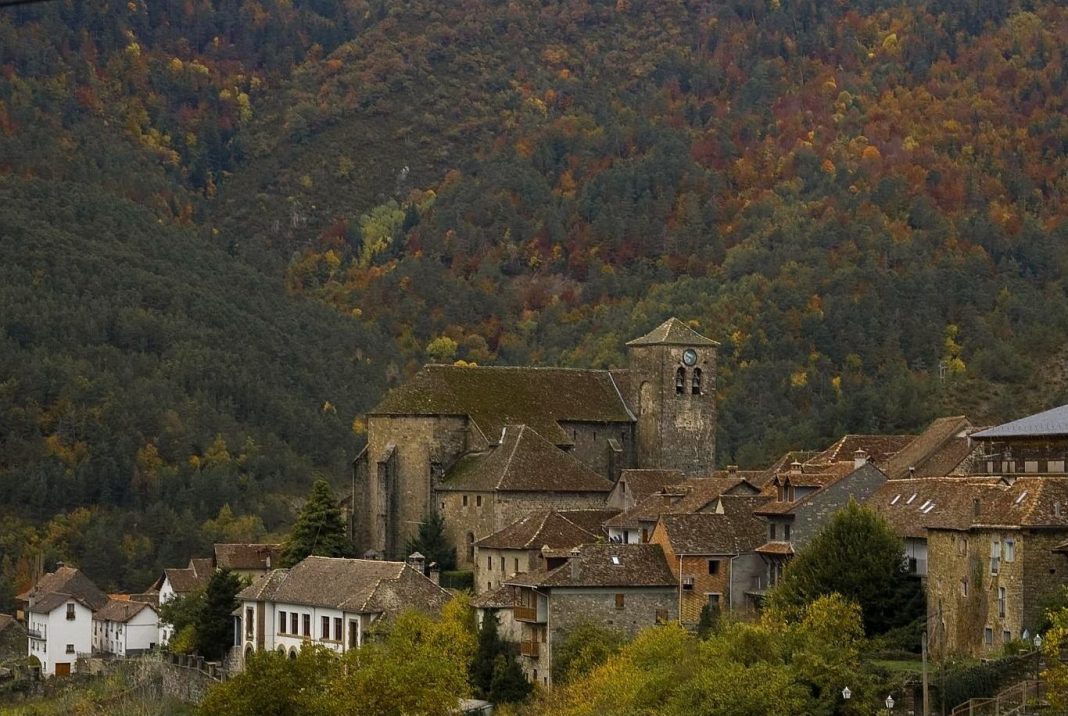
<box><xmin>755</xmin><ymin>542</ymin><xmax>795</xmax><ymax>556</ymax></box>
<box><xmin>506</xmin><ymin>544</ymin><xmax>675</xmax><ymax>588</ymax></box>
<box><xmin>369</xmin><ymin>365</ymin><xmax>634</xmax><ymax>445</ymax></box>
<box><xmin>605</xmin><ymin>477</ymin><xmax>760</xmax><ymax>529</ymax></box>
<box><xmin>809</xmin><ymin>434</ymin><xmax>914</xmax><ymax>466</ymax></box>
<box><xmin>164</xmin><ymin>557</ymin><xmax>214</xmax><ymax>595</ymax></box>
<box><xmin>868</xmin><ymin>477</ymin><xmax>1004</xmax><ymax>538</ymax></box>
<box><xmin>471</xmin><ymin>584</ymin><xmax>518</xmax><ymax>609</ymax></box>
<box><xmin>442</xmin><ymin>425</ymin><xmax>613</xmax><ymax>493</ymax></box>
<box><xmin>214</xmin><ymin>544</ymin><xmax>282</xmax><ymax>571</ymax></box>
<box><xmin>616</xmin><ymin>469</ymin><xmax>685</xmax><ymax>504</ymax></box>
<box><xmin>888</xmin><ymin>416</ymin><xmax>974</xmax><ymax>479</ymax></box>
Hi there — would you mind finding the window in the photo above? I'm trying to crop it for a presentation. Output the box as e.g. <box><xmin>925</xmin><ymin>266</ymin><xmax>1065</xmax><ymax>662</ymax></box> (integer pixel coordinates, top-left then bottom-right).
<box><xmin>66</xmin><ymin>603</ymin><xmax>76</xmax><ymax>621</ymax></box>
<box><xmin>615</xmin><ymin>593</ymin><xmax>625</xmax><ymax>610</ymax></box>
<box><xmin>1004</xmin><ymin>539</ymin><xmax>1015</xmax><ymax>562</ymax></box>
<box><xmin>991</xmin><ymin>540</ymin><xmax>1001</xmax><ymax>575</ymax></box>
<box><xmin>467</xmin><ymin>532</ymin><xmax>475</xmax><ymax>562</ymax></box>
<box><xmin>514</xmin><ymin>558</ymin><xmax>519</xmax><ymax>573</ymax></box>
<box><xmin>349</xmin><ymin>620</ymin><xmax>359</xmax><ymax>648</ymax></box>
<box><xmin>708</xmin><ymin>559</ymin><xmax>721</xmax><ymax>575</ymax></box>
<box><xmin>1003</xmin><ymin>630</ymin><xmax>1012</xmax><ymax>643</ymax></box>
<box><xmin>334</xmin><ymin>617</ymin><xmax>342</xmax><ymax>642</ymax></box>
<box><xmin>476</xmin><ymin>495</ymin><xmax>483</xmax><ymax>508</ymax></box>
<box><xmin>769</xmin><ymin>524</ymin><xmax>777</xmax><ymax>541</ymax></box>
<box><xmin>960</xmin><ymin>578</ymin><xmax>968</xmax><ymax>597</ymax></box>
<box><xmin>487</xmin><ymin>555</ymin><xmax>492</xmax><ymax>570</ymax></box>
<box><xmin>692</xmin><ymin>368</ymin><xmax>702</xmax><ymax>395</ymax></box>
<box><xmin>998</xmin><ymin>587</ymin><xmax>1006</xmax><ymax>618</ymax></box>
<box><xmin>322</xmin><ymin>616</ymin><xmax>330</xmax><ymax>640</ymax></box>
<box><xmin>707</xmin><ymin>593</ymin><xmax>721</xmax><ymax>609</ymax></box>
<box><xmin>66</xmin><ymin>644</ymin><xmax>75</xmax><ymax>654</ymax></box>
<box><xmin>984</xmin><ymin>627</ymin><xmax>993</xmax><ymax>646</ymax></box>
<box><xmin>784</xmin><ymin>524</ymin><xmax>791</xmax><ymax>541</ymax></box>
<box><xmin>303</xmin><ymin>614</ymin><xmax>310</xmax><ymax>637</ymax></box>
<box><xmin>500</xmin><ymin>556</ymin><xmax>505</xmax><ymax>571</ymax></box>
<box><xmin>246</xmin><ymin>608</ymin><xmax>254</xmax><ymax>638</ymax></box>
<box><xmin>957</xmin><ymin>536</ymin><xmax>968</xmax><ymax>556</ymax></box>
<box><xmin>462</xmin><ymin>495</ymin><xmax>468</xmax><ymax>507</ymax></box>
<box><xmin>279</xmin><ymin>610</ymin><xmax>287</xmax><ymax>634</ymax></box>
<box><xmin>291</xmin><ymin>612</ymin><xmax>298</xmax><ymax>635</ymax></box>
<box><xmin>675</xmin><ymin>367</ymin><xmax>686</xmax><ymax>394</ymax></box>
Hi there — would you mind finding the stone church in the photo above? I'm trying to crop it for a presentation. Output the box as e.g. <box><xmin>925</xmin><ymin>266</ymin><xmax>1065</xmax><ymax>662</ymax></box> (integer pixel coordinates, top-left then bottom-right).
<box><xmin>351</xmin><ymin>318</ymin><xmax>719</xmax><ymax>564</ymax></box>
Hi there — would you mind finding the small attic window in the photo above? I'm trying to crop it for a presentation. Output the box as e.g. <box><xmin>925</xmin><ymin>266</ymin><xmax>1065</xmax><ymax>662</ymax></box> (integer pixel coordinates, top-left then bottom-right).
<box><xmin>890</xmin><ymin>495</ymin><xmax>901</xmax><ymax>506</ymax></box>
<box><xmin>675</xmin><ymin>368</ymin><xmax>686</xmax><ymax>395</ymax></box>
<box><xmin>906</xmin><ymin>493</ymin><xmax>918</xmax><ymax>505</ymax></box>
<box><xmin>919</xmin><ymin>500</ymin><xmax>932</xmax><ymax>511</ymax></box>
<box><xmin>923</xmin><ymin>504</ymin><xmax>936</xmax><ymax>514</ymax></box>
<box><xmin>610</xmin><ymin>556</ymin><xmax>621</xmax><ymax>566</ymax></box>
<box><xmin>1014</xmin><ymin>491</ymin><xmax>1028</xmax><ymax>506</ymax></box>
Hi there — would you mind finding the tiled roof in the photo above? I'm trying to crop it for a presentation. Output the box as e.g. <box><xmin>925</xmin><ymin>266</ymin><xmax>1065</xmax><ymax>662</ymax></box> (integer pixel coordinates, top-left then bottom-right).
<box><xmin>214</xmin><ymin>544</ymin><xmax>282</xmax><ymax>571</ymax></box>
<box><xmin>656</xmin><ymin>512</ymin><xmax>766</xmax><ymax>555</ymax></box>
<box><xmin>756</xmin><ymin>463</ymin><xmax>885</xmax><ymax>516</ymax></box>
<box><xmin>605</xmin><ymin>477</ymin><xmax>759</xmax><ymax>529</ymax></box>
<box><xmin>887</xmin><ymin>416</ymin><xmax>973</xmax><ymax>479</ymax></box>
<box><xmin>616</xmin><ymin>469</ymin><xmax>686</xmax><ymax>504</ymax></box>
<box><xmin>506</xmin><ymin>544</ymin><xmax>675</xmax><ymax>588</ymax></box>
<box><xmin>28</xmin><ymin>592</ymin><xmax>95</xmax><ymax>615</ymax></box>
<box><xmin>237</xmin><ymin>556</ymin><xmax>450</xmax><ymax>616</ymax></box>
<box><xmin>471</xmin><ymin>584</ymin><xmax>517</xmax><ymax>609</ymax></box>
<box><xmin>625</xmin><ymin>317</ymin><xmax>720</xmax><ymax>347</ymax></box>
<box><xmin>809</xmin><ymin>434</ymin><xmax>914</xmax><ymax>466</ymax></box>
<box><xmin>0</xmin><ymin>614</ymin><xmax>14</xmax><ymax>633</ymax></box>
<box><xmin>552</xmin><ymin>509</ymin><xmax>620</xmax><ymax>536</ymax></box>
<box><xmin>919</xmin><ymin>477</ymin><xmax>1068</xmax><ymax>531</ymax></box>
<box><xmin>94</xmin><ymin>599</ymin><xmax>156</xmax><ymax>624</ymax></box>
<box><xmin>442</xmin><ymin>425</ymin><xmax>613</xmax><ymax>493</ymax></box>
<box><xmin>868</xmin><ymin>477</ymin><xmax>1005</xmax><ymax>539</ymax></box>
<box><xmin>18</xmin><ymin>566</ymin><xmax>108</xmax><ymax>611</ymax></box>
<box><xmin>368</xmin><ymin>365</ymin><xmax>634</xmax><ymax>445</ymax></box>
<box><xmin>164</xmin><ymin>557</ymin><xmax>214</xmax><ymax>595</ymax></box>
<box><xmin>755</xmin><ymin>542</ymin><xmax>795</xmax><ymax>556</ymax></box>
<box><xmin>972</xmin><ymin>404</ymin><xmax>1068</xmax><ymax>439</ymax></box>
<box><xmin>476</xmin><ymin>511</ymin><xmax>599</xmax><ymax>550</ymax></box>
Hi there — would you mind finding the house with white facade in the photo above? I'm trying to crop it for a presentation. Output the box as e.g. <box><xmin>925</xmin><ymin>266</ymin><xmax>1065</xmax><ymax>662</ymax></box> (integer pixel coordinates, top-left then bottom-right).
<box><xmin>92</xmin><ymin>599</ymin><xmax>159</xmax><ymax>657</ymax></box>
<box><xmin>151</xmin><ymin>557</ymin><xmax>213</xmax><ymax>645</ymax></box>
<box><xmin>236</xmin><ymin>555</ymin><xmax>451</xmax><ymax>666</ymax></box>
<box><xmin>18</xmin><ymin>565</ymin><xmax>108</xmax><ymax>677</ymax></box>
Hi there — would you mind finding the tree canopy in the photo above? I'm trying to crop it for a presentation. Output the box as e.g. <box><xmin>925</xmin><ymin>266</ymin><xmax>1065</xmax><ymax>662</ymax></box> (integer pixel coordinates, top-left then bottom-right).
<box><xmin>403</xmin><ymin>512</ymin><xmax>457</xmax><ymax>572</ymax></box>
<box><xmin>281</xmin><ymin>479</ymin><xmax>352</xmax><ymax>568</ymax></box>
<box><xmin>766</xmin><ymin>500</ymin><xmax>925</xmax><ymax>636</ymax></box>
<box><xmin>196</xmin><ymin>569</ymin><xmax>242</xmax><ymax>661</ymax></box>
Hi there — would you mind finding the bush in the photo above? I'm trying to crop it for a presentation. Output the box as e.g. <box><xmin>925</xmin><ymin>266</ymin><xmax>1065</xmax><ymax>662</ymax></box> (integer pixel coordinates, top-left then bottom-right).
<box><xmin>439</xmin><ymin>570</ymin><xmax>473</xmax><ymax>590</ymax></box>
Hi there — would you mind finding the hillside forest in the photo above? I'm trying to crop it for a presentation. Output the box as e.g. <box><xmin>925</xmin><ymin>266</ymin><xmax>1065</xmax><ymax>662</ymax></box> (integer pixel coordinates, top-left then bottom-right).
<box><xmin>4</xmin><ymin>0</ymin><xmax>1068</xmax><ymax>599</ymax></box>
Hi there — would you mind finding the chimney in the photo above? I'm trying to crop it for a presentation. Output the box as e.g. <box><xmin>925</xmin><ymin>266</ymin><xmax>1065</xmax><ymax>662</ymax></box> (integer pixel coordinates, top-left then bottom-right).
<box><xmin>727</xmin><ymin>465</ymin><xmax>738</xmax><ymax>477</ymax></box>
<box><xmin>973</xmin><ymin>498</ymin><xmax>981</xmax><ymax>517</ymax></box>
<box><xmin>569</xmin><ymin>547</ymin><xmax>582</xmax><ymax>581</ymax></box>
<box><xmin>909</xmin><ymin>466</ymin><xmax>916</xmax><ymax>477</ymax></box>
<box><xmin>406</xmin><ymin>552</ymin><xmax>426</xmax><ymax>575</ymax></box>
<box><xmin>854</xmin><ymin>449</ymin><xmax>868</xmax><ymax>469</ymax></box>
<box><xmin>428</xmin><ymin>562</ymin><xmax>440</xmax><ymax>585</ymax></box>
<box><xmin>790</xmin><ymin>460</ymin><xmax>802</xmax><ymax>475</ymax></box>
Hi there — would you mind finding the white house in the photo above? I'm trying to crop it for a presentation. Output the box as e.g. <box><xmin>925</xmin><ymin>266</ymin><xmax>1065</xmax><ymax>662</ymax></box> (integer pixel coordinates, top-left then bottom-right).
<box><xmin>236</xmin><ymin>556</ymin><xmax>450</xmax><ymax>666</ymax></box>
<box><xmin>152</xmin><ymin>557</ymin><xmax>213</xmax><ymax>645</ymax></box>
<box><xmin>92</xmin><ymin>600</ymin><xmax>159</xmax><ymax>657</ymax></box>
<box><xmin>18</xmin><ymin>565</ymin><xmax>109</xmax><ymax>677</ymax></box>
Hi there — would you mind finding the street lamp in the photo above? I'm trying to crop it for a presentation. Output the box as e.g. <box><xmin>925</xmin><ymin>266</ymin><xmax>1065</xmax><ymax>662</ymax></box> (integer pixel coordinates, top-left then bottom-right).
<box><xmin>885</xmin><ymin>694</ymin><xmax>895</xmax><ymax>715</ymax></box>
<box><xmin>1035</xmin><ymin>634</ymin><xmax>1044</xmax><ymax>704</ymax></box>
<box><xmin>842</xmin><ymin>687</ymin><xmax>852</xmax><ymax>700</ymax></box>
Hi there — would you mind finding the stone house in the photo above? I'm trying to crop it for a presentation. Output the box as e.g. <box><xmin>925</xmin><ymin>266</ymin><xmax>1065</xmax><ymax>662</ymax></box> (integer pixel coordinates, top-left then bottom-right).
<box><xmin>213</xmin><ymin>544</ymin><xmax>282</xmax><ymax>580</ymax></box>
<box><xmin>92</xmin><ymin>599</ymin><xmax>159</xmax><ymax>657</ymax></box>
<box><xmin>503</xmin><ymin>543</ymin><xmax>677</xmax><ymax>687</ymax></box>
<box><xmin>474</xmin><ymin>509</ymin><xmax>616</xmax><ymax>593</ymax></box>
<box><xmin>149</xmin><ymin>557</ymin><xmax>213</xmax><ymax>645</ymax></box>
<box><xmin>352</xmin><ymin>318</ymin><xmax>721</xmax><ymax>562</ymax></box>
<box><xmin>235</xmin><ymin>555</ymin><xmax>450</xmax><ymax>666</ymax></box>
<box><xmin>649</xmin><ymin>502</ymin><xmax>768</xmax><ymax>621</ymax></box>
<box><xmin>925</xmin><ymin>476</ymin><xmax>1068</xmax><ymax>659</ymax></box>
<box><xmin>606</xmin><ymin>469</ymin><xmax>686</xmax><ymax>513</ymax></box>
<box><xmin>19</xmin><ymin>565</ymin><xmax>108</xmax><ymax>677</ymax></box>
<box><xmin>755</xmin><ymin>453</ymin><xmax>893</xmax><ymax>594</ymax></box>
<box><xmin>605</xmin><ymin>474</ymin><xmax>764</xmax><ymax>544</ymax></box>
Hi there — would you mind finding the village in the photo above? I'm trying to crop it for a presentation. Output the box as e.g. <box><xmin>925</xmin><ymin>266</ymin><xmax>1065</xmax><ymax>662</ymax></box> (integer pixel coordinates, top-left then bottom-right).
<box><xmin>7</xmin><ymin>318</ymin><xmax>1068</xmax><ymax>713</ymax></box>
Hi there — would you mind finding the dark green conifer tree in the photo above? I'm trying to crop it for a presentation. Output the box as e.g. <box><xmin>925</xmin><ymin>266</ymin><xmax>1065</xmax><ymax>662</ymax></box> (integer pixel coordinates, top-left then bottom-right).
<box><xmin>281</xmin><ymin>479</ymin><xmax>352</xmax><ymax>567</ymax></box>
<box><xmin>196</xmin><ymin>569</ymin><xmax>242</xmax><ymax>661</ymax></box>
<box><xmin>403</xmin><ymin>512</ymin><xmax>457</xmax><ymax>571</ymax></box>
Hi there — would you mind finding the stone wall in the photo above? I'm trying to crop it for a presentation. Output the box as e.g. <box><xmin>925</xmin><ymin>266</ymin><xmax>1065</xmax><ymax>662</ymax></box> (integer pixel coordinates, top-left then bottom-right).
<box><xmin>790</xmin><ymin>463</ymin><xmax>887</xmax><ymax>548</ymax></box>
<box><xmin>159</xmin><ymin>653</ymin><xmax>223</xmax><ymax>705</ymax></box>
<box><xmin>558</xmin><ymin>421</ymin><xmax>636</xmax><ymax>480</ymax></box>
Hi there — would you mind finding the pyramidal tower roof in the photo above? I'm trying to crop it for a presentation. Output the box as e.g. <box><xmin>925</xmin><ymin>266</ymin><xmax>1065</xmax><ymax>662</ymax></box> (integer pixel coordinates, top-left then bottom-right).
<box><xmin>626</xmin><ymin>317</ymin><xmax>719</xmax><ymax>347</ymax></box>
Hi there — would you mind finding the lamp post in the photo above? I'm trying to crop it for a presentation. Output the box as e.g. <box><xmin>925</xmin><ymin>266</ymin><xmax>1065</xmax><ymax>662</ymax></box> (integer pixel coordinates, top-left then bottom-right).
<box><xmin>840</xmin><ymin>686</ymin><xmax>851</xmax><ymax>713</ymax></box>
<box><xmin>1035</xmin><ymin>633</ymin><xmax>1044</xmax><ymax>706</ymax></box>
<box><xmin>885</xmin><ymin>694</ymin><xmax>895</xmax><ymax>716</ymax></box>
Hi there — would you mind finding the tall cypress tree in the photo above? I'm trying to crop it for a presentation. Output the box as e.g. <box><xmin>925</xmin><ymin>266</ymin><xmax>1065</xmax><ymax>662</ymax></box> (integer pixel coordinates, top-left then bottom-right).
<box><xmin>281</xmin><ymin>478</ymin><xmax>352</xmax><ymax>567</ymax></box>
<box><xmin>196</xmin><ymin>569</ymin><xmax>242</xmax><ymax>661</ymax></box>
<box><xmin>470</xmin><ymin>610</ymin><xmax>503</xmax><ymax>697</ymax></box>
<box><xmin>403</xmin><ymin>512</ymin><xmax>457</xmax><ymax>571</ymax></box>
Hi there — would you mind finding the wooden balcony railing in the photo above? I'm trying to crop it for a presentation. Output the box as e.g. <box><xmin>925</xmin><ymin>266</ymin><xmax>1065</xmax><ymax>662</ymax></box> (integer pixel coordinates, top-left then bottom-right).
<box><xmin>514</xmin><ymin>605</ymin><xmax>540</xmax><ymax>622</ymax></box>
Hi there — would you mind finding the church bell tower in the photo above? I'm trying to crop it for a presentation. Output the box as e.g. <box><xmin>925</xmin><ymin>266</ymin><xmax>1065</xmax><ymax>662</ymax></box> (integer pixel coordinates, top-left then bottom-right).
<box><xmin>627</xmin><ymin>318</ymin><xmax>719</xmax><ymax>475</ymax></box>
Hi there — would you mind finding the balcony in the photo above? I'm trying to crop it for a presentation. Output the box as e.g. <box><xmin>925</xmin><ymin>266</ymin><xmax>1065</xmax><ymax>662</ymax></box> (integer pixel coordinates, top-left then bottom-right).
<box><xmin>519</xmin><ymin>641</ymin><xmax>540</xmax><ymax>658</ymax></box>
<box><xmin>514</xmin><ymin>605</ymin><xmax>539</xmax><ymax>622</ymax></box>
<box><xmin>27</xmin><ymin>628</ymin><xmax>44</xmax><ymax>640</ymax></box>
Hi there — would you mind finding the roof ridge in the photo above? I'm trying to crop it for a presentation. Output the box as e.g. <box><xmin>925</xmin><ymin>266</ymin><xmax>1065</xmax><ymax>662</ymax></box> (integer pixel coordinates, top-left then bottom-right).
<box><xmin>496</xmin><ymin>426</ymin><xmax>527</xmax><ymax>489</ymax></box>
